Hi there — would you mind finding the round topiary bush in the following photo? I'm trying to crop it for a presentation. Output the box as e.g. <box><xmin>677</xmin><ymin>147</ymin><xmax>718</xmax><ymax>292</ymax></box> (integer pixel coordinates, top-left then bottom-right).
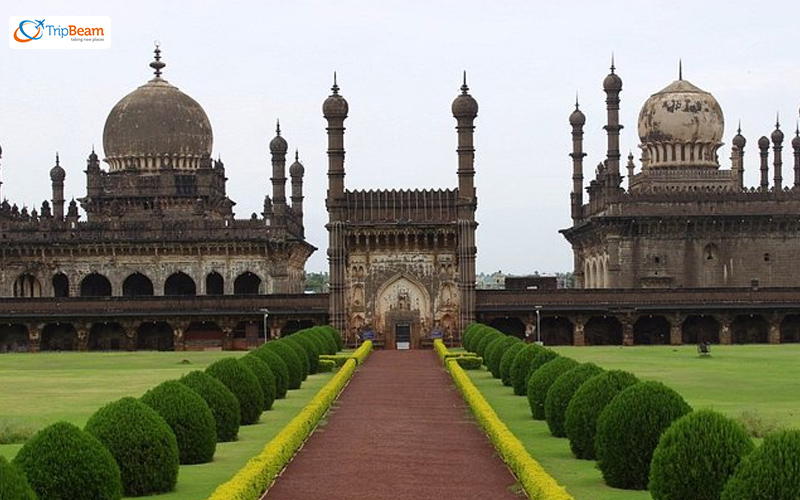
<box><xmin>721</xmin><ymin>429</ymin><xmax>800</xmax><ymax>500</ymax></box>
<box><xmin>206</xmin><ymin>357</ymin><xmax>265</xmax><ymax>425</ymax></box>
<box><xmin>311</xmin><ymin>327</ymin><xmax>338</xmax><ymax>354</ymax></box>
<box><xmin>595</xmin><ymin>381</ymin><xmax>692</xmax><ymax>490</ymax></box>
<box><xmin>475</xmin><ymin>330</ymin><xmax>503</xmax><ymax>359</ymax></box>
<box><xmin>499</xmin><ymin>341</ymin><xmax>527</xmax><ymax>387</ymax></box>
<box><xmin>487</xmin><ymin>336</ymin><xmax>521</xmax><ymax>379</ymax></box>
<box><xmin>240</xmin><ymin>354</ymin><xmax>276</xmax><ymax>410</ymax></box>
<box><xmin>649</xmin><ymin>409</ymin><xmax>754</xmax><ymax>500</ymax></box>
<box><xmin>544</xmin><ymin>363</ymin><xmax>604</xmax><ymax>437</ymax></box>
<box><xmin>140</xmin><ymin>380</ymin><xmax>217</xmax><ymax>464</ymax></box>
<box><xmin>510</xmin><ymin>343</ymin><xmax>546</xmax><ymax>395</ymax></box>
<box><xmin>482</xmin><ymin>335</ymin><xmax>507</xmax><ymax>372</ymax></box>
<box><xmin>179</xmin><ymin>370</ymin><xmax>241</xmax><ymax>442</ymax></box>
<box><xmin>0</xmin><ymin>455</ymin><xmax>37</xmax><ymax>500</ymax></box>
<box><xmin>13</xmin><ymin>421</ymin><xmax>122</xmax><ymax>500</ymax></box>
<box><xmin>281</xmin><ymin>338</ymin><xmax>311</xmax><ymax>379</ymax></box>
<box><xmin>325</xmin><ymin>325</ymin><xmax>344</xmax><ymax>351</ymax></box>
<box><xmin>251</xmin><ymin>346</ymin><xmax>290</xmax><ymax>399</ymax></box>
<box><xmin>85</xmin><ymin>397</ymin><xmax>180</xmax><ymax>496</ymax></box>
<box><xmin>461</xmin><ymin>322</ymin><xmax>483</xmax><ymax>352</ymax></box>
<box><xmin>287</xmin><ymin>335</ymin><xmax>320</xmax><ymax>374</ymax></box>
<box><xmin>527</xmin><ymin>356</ymin><xmax>579</xmax><ymax>420</ymax></box>
<box><xmin>564</xmin><ymin>369</ymin><xmax>639</xmax><ymax>460</ymax></box>
<box><xmin>264</xmin><ymin>340</ymin><xmax>305</xmax><ymax>389</ymax></box>
<box><xmin>527</xmin><ymin>348</ymin><xmax>560</xmax><ymax>382</ymax></box>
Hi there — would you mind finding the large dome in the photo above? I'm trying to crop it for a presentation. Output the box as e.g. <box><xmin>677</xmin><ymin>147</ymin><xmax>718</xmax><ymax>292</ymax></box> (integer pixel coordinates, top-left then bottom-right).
<box><xmin>102</xmin><ymin>53</ymin><xmax>212</xmax><ymax>171</ymax></box>
<box><xmin>638</xmin><ymin>79</ymin><xmax>724</xmax><ymax>169</ymax></box>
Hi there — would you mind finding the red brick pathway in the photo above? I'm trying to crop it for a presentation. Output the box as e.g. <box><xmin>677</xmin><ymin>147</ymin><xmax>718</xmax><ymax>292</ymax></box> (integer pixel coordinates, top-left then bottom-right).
<box><xmin>262</xmin><ymin>350</ymin><xmax>523</xmax><ymax>500</ymax></box>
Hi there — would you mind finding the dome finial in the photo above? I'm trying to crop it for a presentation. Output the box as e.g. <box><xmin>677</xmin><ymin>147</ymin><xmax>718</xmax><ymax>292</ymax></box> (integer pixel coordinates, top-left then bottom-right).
<box><xmin>295</xmin><ymin>149</ymin><xmax>299</xmax><ymax>162</ymax></box>
<box><xmin>55</xmin><ymin>152</ymin><xmax>60</xmax><ymax>166</ymax></box>
<box><xmin>150</xmin><ymin>41</ymin><xmax>166</xmax><ymax>78</ymax></box>
<box><xmin>678</xmin><ymin>59</ymin><xmax>683</xmax><ymax>80</ymax></box>
<box><xmin>276</xmin><ymin>119</ymin><xmax>281</xmax><ymax>136</ymax></box>
<box><xmin>776</xmin><ymin>112</ymin><xmax>781</xmax><ymax>129</ymax></box>
<box><xmin>610</xmin><ymin>52</ymin><xmax>616</xmax><ymax>73</ymax></box>
<box><xmin>737</xmin><ymin>120</ymin><xmax>742</xmax><ymax>135</ymax></box>
<box><xmin>331</xmin><ymin>72</ymin><xmax>339</xmax><ymax>95</ymax></box>
<box><xmin>461</xmin><ymin>71</ymin><xmax>469</xmax><ymax>95</ymax></box>
<box><xmin>575</xmin><ymin>91</ymin><xmax>580</xmax><ymax>110</ymax></box>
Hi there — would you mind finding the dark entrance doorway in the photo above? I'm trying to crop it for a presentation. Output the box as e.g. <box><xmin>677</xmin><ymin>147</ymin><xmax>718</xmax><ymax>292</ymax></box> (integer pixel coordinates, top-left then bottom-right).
<box><xmin>395</xmin><ymin>323</ymin><xmax>411</xmax><ymax>350</ymax></box>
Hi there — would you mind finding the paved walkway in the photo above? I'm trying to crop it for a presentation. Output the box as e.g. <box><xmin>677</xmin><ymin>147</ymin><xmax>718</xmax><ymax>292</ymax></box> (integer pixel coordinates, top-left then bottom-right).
<box><xmin>262</xmin><ymin>350</ymin><xmax>522</xmax><ymax>500</ymax></box>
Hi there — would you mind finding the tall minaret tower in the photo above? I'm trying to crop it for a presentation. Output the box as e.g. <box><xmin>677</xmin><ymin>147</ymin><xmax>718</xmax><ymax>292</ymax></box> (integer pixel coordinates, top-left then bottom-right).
<box><xmin>50</xmin><ymin>153</ymin><xmax>66</xmax><ymax>221</ymax></box>
<box><xmin>602</xmin><ymin>58</ymin><xmax>623</xmax><ymax>200</ymax></box>
<box><xmin>451</xmin><ymin>73</ymin><xmax>479</xmax><ymax>334</ymax></box>
<box><xmin>269</xmin><ymin>120</ymin><xmax>288</xmax><ymax>234</ymax></box>
<box><xmin>569</xmin><ymin>98</ymin><xmax>586</xmax><ymax>222</ymax></box>
<box><xmin>290</xmin><ymin>150</ymin><xmax>305</xmax><ymax>238</ymax></box>
<box><xmin>323</xmin><ymin>74</ymin><xmax>349</xmax><ymax>334</ymax></box>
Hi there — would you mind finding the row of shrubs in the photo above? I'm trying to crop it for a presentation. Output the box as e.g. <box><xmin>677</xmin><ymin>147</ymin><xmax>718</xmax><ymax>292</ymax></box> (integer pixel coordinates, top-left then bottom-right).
<box><xmin>1</xmin><ymin>325</ymin><xmax>344</xmax><ymax>500</ymax></box>
<box><xmin>435</xmin><ymin>339</ymin><xmax>574</xmax><ymax>500</ymax></box>
<box><xmin>462</xmin><ymin>323</ymin><xmax>800</xmax><ymax>500</ymax></box>
<box><xmin>206</xmin><ymin>340</ymin><xmax>373</xmax><ymax>500</ymax></box>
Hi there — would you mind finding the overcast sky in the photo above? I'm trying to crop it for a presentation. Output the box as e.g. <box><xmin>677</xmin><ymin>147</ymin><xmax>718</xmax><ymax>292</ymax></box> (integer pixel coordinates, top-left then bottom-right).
<box><xmin>4</xmin><ymin>0</ymin><xmax>800</xmax><ymax>274</ymax></box>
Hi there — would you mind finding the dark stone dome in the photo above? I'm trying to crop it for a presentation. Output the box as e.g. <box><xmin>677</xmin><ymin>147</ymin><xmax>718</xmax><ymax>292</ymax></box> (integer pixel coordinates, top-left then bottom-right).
<box><xmin>603</xmin><ymin>69</ymin><xmax>623</xmax><ymax>92</ymax></box>
<box><xmin>289</xmin><ymin>158</ymin><xmax>304</xmax><ymax>177</ymax></box>
<box><xmin>771</xmin><ymin>125</ymin><xmax>784</xmax><ymax>143</ymax></box>
<box><xmin>102</xmin><ymin>76</ymin><xmax>213</xmax><ymax>171</ymax></box>
<box><xmin>452</xmin><ymin>77</ymin><xmax>479</xmax><ymax>119</ymax></box>
<box><xmin>758</xmin><ymin>135</ymin><xmax>770</xmax><ymax>149</ymax></box>
<box><xmin>269</xmin><ymin>134</ymin><xmax>288</xmax><ymax>154</ymax></box>
<box><xmin>50</xmin><ymin>163</ymin><xmax>65</xmax><ymax>182</ymax></box>
<box><xmin>322</xmin><ymin>93</ymin><xmax>349</xmax><ymax>119</ymax></box>
<box><xmin>569</xmin><ymin>105</ymin><xmax>586</xmax><ymax>126</ymax></box>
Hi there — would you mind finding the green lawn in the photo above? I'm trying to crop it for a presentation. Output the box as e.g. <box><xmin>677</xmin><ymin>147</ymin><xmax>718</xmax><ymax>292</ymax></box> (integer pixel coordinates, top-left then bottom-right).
<box><xmin>469</xmin><ymin>344</ymin><xmax>800</xmax><ymax>500</ymax></box>
<box><xmin>0</xmin><ymin>351</ymin><xmax>334</xmax><ymax>500</ymax></box>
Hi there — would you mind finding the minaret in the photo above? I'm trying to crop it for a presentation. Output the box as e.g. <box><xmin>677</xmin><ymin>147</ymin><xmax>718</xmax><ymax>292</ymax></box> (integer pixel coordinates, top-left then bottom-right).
<box><xmin>269</xmin><ymin>120</ymin><xmax>288</xmax><ymax>232</ymax></box>
<box><xmin>569</xmin><ymin>98</ymin><xmax>586</xmax><ymax>221</ymax></box>
<box><xmin>772</xmin><ymin>117</ymin><xmax>784</xmax><ymax>191</ymax></box>
<box><xmin>290</xmin><ymin>150</ymin><xmax>305</xmax><ymax>238</ymax></box>
<box><xmin>732</xmin><ymin>124</ymin><xmax>746</xmax><ymax>190</ymax></box>
<box><xmin>792</xmin><ymin>126</ymin><xmax>800</xmax><ymax>188</ymax></box>
<box><xmin>451</xmin><ymin>72</ymin><xmax>479</xmax><ymax>334</ymax></box>
<box><xmin>323</xmin><ymin>73</ymin><xmax>349</xmax><ymax>334</ymax></box>
<box><xmin>50</xmin><ymin>153</ymin><xmax>66</xmax><ymax>221</ymax></box>
<box><xmin>602</xmin><ymin>57</ymin><xmax>624</xmax><ymax>198</ymax></box>
<box><xmin>758</xmin><ymin>135</ymin><xmax>770</xmax><ymax>190</ymax></box>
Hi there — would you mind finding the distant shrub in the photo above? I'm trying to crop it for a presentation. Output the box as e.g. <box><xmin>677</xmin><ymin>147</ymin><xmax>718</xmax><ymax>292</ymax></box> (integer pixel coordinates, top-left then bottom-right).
<box><xmin>321</xmin><ymin>325</ymin><xmax>343</xmax><ymax>351</ymax></box>
<box><xmin>140</xmin><ymin>380</ymin><xmax>217</xmax><ymax>464</ymax></box>
<box><xmin>564</xmin><ymin>369</ymin><xmax>639</xmax><ymax>460</ymax></box>
<box><xmin>510</xmin><ymin>344</ymin><xmax>547</xmax><ymax>395</ymax></box>
<box><xmin>13</xmin><ymin>421</ymin><xmax>121</xmax><ymax>500</ymax></box>
<box><xmin>241</xmin><ymin>354</ymin><xmax>277</xmax><ymax>411</ymax></box>
<box><xmin>0</xmin><ymin>455</ymin><xmax>36</xmax><ymax>500</ymax></box>
<box><xmin>475</xmin><ymin>330</ymin><xmax>503</xmax><ymax>359</ymax></box>
<box><xmin>721</xmin><ymin>429</ymin><xmax>800</xmax><ymax>500</ymax></box>
<box><xmin>526</xmin><ymin>348</ymin><xmax>560</xmax><ymax>382</ymax></box>
<box><xmin>595</xmin><ymin>381</ymin><xmax>692</xmax><ymax>489</ymax></box>
<box><xmin>302</xmin><ymin>330</ymin><xmax>330</xmax><ymax>360</ymax></box>
<box><xmin>650</xmin><ymin>409</ymin><xmax>753</xmax><ymax>500</ymax></box>
<box><xmin>85</xmin><ymin>397</ymin><xmax>179</xmax><ymax>496</ymax></box>
<box><xmin>281</xmin><ymin>338</ymin><xmax>311</xmax><ymax>379</ymax></box>
<box><xmin>545</xmin><ymin>363</ymin><xmax>603</xmax><ymax>437</ymax></box>
<box><xmin>318</xmin><ymin>359</ymin><xmax>336</xmax><ymax>372</ymax></box>
<box><xmin>319</xmin><ymin>354</ymin><xmax>350</xmax><ymax>367</ymax></box>
<box><xmin>487</xmin><ymin>336</ymin><xmax>522</xmax><ymax>379</ymax></box>
<box><xmin>455</xmin><ymin>356</ymin><xmax>483</xmax><ymax>370</ymax></box>
<box><xmin>461</xmin><ymin>323</ymin><xmax>483</xmax><ymax>352</ymax></box>
<box><xmin>310</xmin><ymin>327</ymin><xmax>338</xmax><ymax>355</ymax></box>
<box><xmin>288</xmin><ymin>335</ymin><xmax>320</xmax><ymax>374</ymax></box>
<box><xmin>251</xmin><ymin>346</ymin><xmax>290</xmax><ymax>399</ymax></box>
<box><xmin>263</xmin><ymin>341</ymin><xmax>304</xmax><ymax>389</ymax></box>
<box><xmin>499</xmin><ymin>341</ymin><xmax>527</xmax><ymax>387</ymax></box>
<box><xmin>206</xmin><ymin>358</ymin><xmax>265</xmax><ymax>425</ymax></box>
<box><xmin>527</xmin><ymin>357</ymin><xmax>579</xmax><ymax>420</ymax></box>
<box><xmin>180</xmin><ymin>371</ymin><xmax>241</xmax><ymax>442</ymax></box>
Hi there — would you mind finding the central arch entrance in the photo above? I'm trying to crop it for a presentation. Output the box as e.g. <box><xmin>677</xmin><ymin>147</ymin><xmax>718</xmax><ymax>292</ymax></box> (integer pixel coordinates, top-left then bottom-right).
<box><xmin>375</xmin><ymin>275</ymin><xmax>431</xmax><ymax>349</ymax></box>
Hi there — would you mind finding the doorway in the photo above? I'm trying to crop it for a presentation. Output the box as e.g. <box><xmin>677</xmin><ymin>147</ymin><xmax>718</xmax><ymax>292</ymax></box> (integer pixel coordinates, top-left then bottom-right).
<box><xmin>396</xmin><ymin>323</ymin><xmax>411</xmax><ymax>350</ymax></box>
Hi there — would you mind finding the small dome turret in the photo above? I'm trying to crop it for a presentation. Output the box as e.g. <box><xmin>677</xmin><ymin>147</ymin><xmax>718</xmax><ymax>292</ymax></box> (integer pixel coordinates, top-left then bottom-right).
<box><xmin>792</xmin><ymin>128</ymin><xmax>800</xmax><ymax>149</ymax></box>
<box><xmin>269</xmin><ymin>120</ymin><xmax>288</xmax><ymax>153</ymax></box>
<box><xmin>322</xmin><ymin>73</ymin><xmax>349</xmax><ymax>119</ymax></box>
<box><xmin>50</xmin><ymin>153</ymin><xmax>65</xmax><ymax>182</ymax></box>
<box><xmin>603</xmin><ymin>61</ymin><xmax>623</xmax><ymax>92</ymax></box>
<box><xmin>289</xmin><ymin>151</ymin><xmax>305</xmax><ymax>177</ymax></box>
<box><xmin>452</xmin><ymin>72</ymin><xmax>479</xmax><ymax>119</ymax></box>
<box><xmin>771</xmin><ymin>120</ymin><xmax>784</xmax><ymax>144</ymax></box>
<box><xmin>758</xmin><ymin>135</ymin><xmax>771</xmax><ymax>149</ymax></box>
<box><xmin>733</xmin><ymin>125</ymin><xmax>746</xmax><ymax>149</ymax></box>
<box><xmin>569</xmin><ymin>101</ymin><xmax>586</xmax><ymax>127</ymax></box>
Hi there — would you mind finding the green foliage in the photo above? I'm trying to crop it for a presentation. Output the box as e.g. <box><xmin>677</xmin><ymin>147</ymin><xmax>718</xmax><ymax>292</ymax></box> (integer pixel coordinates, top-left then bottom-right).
<box><xmin>510</xmin><ymin>343</ymin><xmax>547</xmax><ymax>395</ymax></box>
<box><xmin>564</xmin><ymin>369</ymin><xmax>640</xmax><ymax>460</ymax></box>
<box><xmin>240</xmin><ymin>354</ymin><xmax>277</xmax><ymax>411</ymax></box>
<box><xmin>0</xmin><ymin>418</ymin><xmax>38</xmax><ymax>445</ymax></box>
<box><xmin>0</xmin><ymin>455</ymin><xmax>36</xmax><ymax>500</ymax></box>
<box><xmin>180</xmin><ymin>370</ymin><xmax>241</xmax><ymax>442</ymax></box>
<box><xmin>650</xmin><ymin>409</ymin><xmax>754</xmax><ymax>500</ymax></box>
<box><xmin>527</xmin><ymin>357</ymin><xmax>579</xmax><ymax>420</ymax></box>
<box><xmin>281</xmin><ymin>338</ymin><xmax>311</xmax><ymax>379</ymax></box>
<box><xmin>526</xmin><ymin>348</ymin><xmax>560</xmax><ymax>384</ymax></box>
<box><xmin>475</xmin><ymin>330</ymin><xmax>503</xmax><ymax>359</ymax></box>
<box><xmin>461</xmin><ymin>322</ymin><xmax>483</xmax><ymax>352</ymax></box>
<box><xmin>736</xmin><ymin>409</ymin><xmax>783</xmax><ymax>438</ymax></box>
<box><xmin>85</xmin><ymin>397</ymin><xmax>179</xmax><ymax>496</ymax></box>
<box><xmin>303</xmin><ymin>330</ymin><xmax>330</xmax><ymax>359</ymax></box>
<box><xmin>13</xmin><ymin>421</ymin><xmax>122</xmax><ymax>500</ymax></box>
<box><xmin>310</xmin><ymin>326</ymin><xmax>338</xmax><ymax>354</ymax></box>
<box><xmin>721</xmin><ymin>429</ymin><xmax>800</xmax><ymax>500</ymax></box>
<box><xmin>318</xmin><ymin>359</ymin><xmax>336</xmax><ymax>372</ymax></box>
<box><xmin>544</xmin><ymin>363</ymin><xmax>603</xmax><ymax>437</ymax></box>
<box><xmin>206</xmin><ymin>358</ymin><xmax>265</xmax><ymax>425</ymax></box>
<box><xmin>486</xmin><ymin>336</ymin><xmax>522</xmax><ymax>379</ymax></box>
<box><xmin>251</xmin><ymin>346</ymin><xmax>289</xmax><ymax>399</ymax></box>
<box><xmin>263</xmin><ymin>340</ymin><xmax>304</xmax><ymax>389</ymax></box>
<box><xmin>287</xmin><ymin>335</ymin><xmax>320</xmax><ymax>374</ymax></box>
<box><xmin>595</xmin><ymin>381</ymin><xmax>692</xmax><ymax>490</ymax></box>
<box><xmin>499</xmin><ymin>341</ymin><xmax>527</xmax><ymax>387</ymax></box>
<box><xmin>140</xmin><ymin>380</ymin><xmax>217</xmax><ymax>464</ymax></box>
<box><xmin>319</xmin><ymin>354</ymin><xmax>350</xmax><ymax>367</ymax></box>
<box><xmin>323</xmin><ymin>325</ymin><xmax>344</xmax><ymax>351</ymax></box>
<box><xmin>455</xmin><ymin>356</ymin><xmax>483</xmax><ymax>370</ymax></box>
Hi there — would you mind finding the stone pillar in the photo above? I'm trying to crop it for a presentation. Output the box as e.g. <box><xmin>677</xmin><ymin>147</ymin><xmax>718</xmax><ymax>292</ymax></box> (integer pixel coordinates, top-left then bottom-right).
<box><xmin>221</xmin><ymin>327</ymin><xmax>234</xmax><ymax>351</ymax></box>
<box><xmin>572</xmin><ymin>316</ymin><xmax>585</xmax><ymax>346</ymax></box>
<box><xmin>768</xmin><ymin>314</ymin><xmax>782</xmax><ymax>344</ymax></box>
<box><xmin>621</xmin><ymin>315</ymin><xmax>635</xmax><ymax>346</ymax></box>
<box><xmin>28</xmin><ymin>323</ymin><xmax>42</xmax><ymax>353</ymax></box>
<box><xmin>717</xmin><ymin>315</ymin><xmax>732</xmax><ymax>345</ymax></box>
<box><xmin>76</xmin><ymin>324</ymin><xmax>89</xmax><ymax>352</ymax></box>
<box><xmin>122</xmin><ymin>322</ymin><xmax>137</xmax><ymax>351</ymax></box>
<box><xmin>173</xmin><ymin>323</ymin><xmax>187</xmax><ymax>351</ymax></box>
<box><xmin>668</xmin><ymin>314</ymin><xmax>684</xmax><ymax>345</ymax></box>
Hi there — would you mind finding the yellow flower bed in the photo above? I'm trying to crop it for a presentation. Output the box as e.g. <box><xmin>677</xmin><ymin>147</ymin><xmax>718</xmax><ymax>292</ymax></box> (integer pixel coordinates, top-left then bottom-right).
<box><xmin>434</xmin><ymin>339</ymin><xmax>574</xmax><ymax>500</ymax></box>
<box><xmin>205</xmin><ymin>340</ymin><xmax>373</xmax><ymax>500</ymax></box>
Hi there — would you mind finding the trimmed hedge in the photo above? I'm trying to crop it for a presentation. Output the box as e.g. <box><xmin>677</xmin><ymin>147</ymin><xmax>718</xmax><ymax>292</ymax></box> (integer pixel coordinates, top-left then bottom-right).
<box><xmin>527</xmin><ymin>349</ymin><xmax>560</xmax><ymax>382</ymax></box>
<box><xmin>250</xmin><ymin>347</ymin><xmax>289</xmax><ymax>399</ymax></box>
<box><xmin>321</xmin><ymin>325</ymin><xmax>344</xmax><ymax>351</ymax></box>
<box><xmin>13</xmin><ymin>421</ymin><xmax>122</xmax><ymax>500</ymax></box>
<box><xmin>510</xmin><ymin>344</ymin><xmax>546</xmax><ymax>395</ymax></box>
<box><xmin>650</xmin><ymin>409</ymin><xmax>753</xmax><ymax>500</ymax></box>
<box><xmin>141</xmin><ymin>380</ymin><xmax>217</xmax><ymax>465</ymax></box>
<box><xmin>310</xmin><ymin>327</ymin><xmax>338</xmax><ymax>355</ymax></box>
<box><xmin>461</xmin><ymin>322</ymin><xmax>483</xmax><ymax>352</ymax></box>
<box><xmin>241</xmin><ymin>354</ymin><xmax>277</xmax><ymax>411</ymax></box>
<box><xmin>527</xmin><ymin>357</ymin><xmax>579</xmax><ymax>420</ymax></box>
<box><xmin>180</xmin><ymin>370</ymin><xmax>241</xmax><ymax>442</ymax></box>
<box><xmin>263</xmin><ymin>341</ymin><xmax>304</xmax><ymax>389</ymax></box>
<box><xmin>205</xmin><ymin>341</ymin><xmax>373</xmax><ymax>500</ymax></box>
<box><xmin>544</xmin><ymin>363</ymin><xmax>603</xmax><ymax>437</ymax></box>
<box><xmin>319</xmin><ymin>354</ymin><xmax>350</xmax><ymax>367</ymax></box>
<box><xmin>563</xmin><ymin>369</ymin><xmax>639</xmax><ymax>460</ymax></box>
<box><xmin>0</xmin><ymin>455</ymin><xmax>37</xmax><ymax>500</ymax></box>
<box><xmin>286</xmin><ymin>335</ymin><xmax>319</xmax><ymax>374</ymax></box>
<box><xmin>721</xmin><ymin>429</ymin><xmax>800</xmax><ymax>500</ymax></box>
<box><xmin>281</xmin><ymin>338</ymin><xmax>311</xmax><ymax>380</ymax></box>
<box><xmin>595</xmin><ymin>381</ymin><xmax>692</xmax><ymax>490</ymax></box>
<box><xmin>318</xmin><ymin>359</ymin><xmax>336</xmax><ymax>372</ymax></box>
<box><xmin>487</xmin><ymin>336</ymin><xmax>522</xmax><ymax>379</ymax></box>
<box><xmin>499</xmin><ymin>341</ymin><xmax>527</xmax><ymax>387</ymax></box>
<box><xmin>206</xmin><ymin>358</ymin><xmax>265</xmax><ymax>425</ymax></box>
<box><xmin>455</xmin><ymin>356</ymin><xmax>483</xmax><ymax>370</ymax></box>
<box><xmin>85</xmin><ymin>397</ymin><xmax>180</xmax><ymax>496</ymax></box>
<box><xmin>475</xmin><ymin>330</ymin><xmax>503</xmax><ymax>359</ymax></box>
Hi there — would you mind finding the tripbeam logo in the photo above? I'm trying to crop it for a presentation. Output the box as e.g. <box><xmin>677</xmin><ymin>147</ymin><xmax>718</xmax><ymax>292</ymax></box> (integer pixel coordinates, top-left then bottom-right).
<box><xmin>9</xmin><ymin>16</ymin><xmax>110</xmax><ymax>49</ymax></box>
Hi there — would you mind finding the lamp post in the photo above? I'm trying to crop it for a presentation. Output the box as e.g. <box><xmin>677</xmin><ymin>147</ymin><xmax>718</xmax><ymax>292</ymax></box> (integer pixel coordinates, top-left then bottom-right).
<box><xmin>260</xmin><ymin>308</ymin><xmax>270</xmax><ymax>345</ymax></box>
<box><xmin>535</xmin><ymin>306</ymin><xmax>542</xmax><ymax>346</ymax></box>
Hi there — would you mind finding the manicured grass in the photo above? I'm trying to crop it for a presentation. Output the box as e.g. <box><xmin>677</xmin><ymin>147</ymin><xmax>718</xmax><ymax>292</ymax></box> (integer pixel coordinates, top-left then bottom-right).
<box><xmin>468</xmin><ymin>344</ymin><xmax>800</xmax><ymax>500</ymax></box>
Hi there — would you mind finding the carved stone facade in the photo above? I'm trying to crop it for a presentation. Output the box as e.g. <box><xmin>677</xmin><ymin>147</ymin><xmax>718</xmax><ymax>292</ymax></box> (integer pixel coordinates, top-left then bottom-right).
<box><xmin>324</xmin><ymin>77</ymin><xmax>478</xmax><ymax>348</ymax></box>
<box><xmin>562</xmin><ymin>64</ymin><xmax>800</xmax><ymax>288</ymax></box>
